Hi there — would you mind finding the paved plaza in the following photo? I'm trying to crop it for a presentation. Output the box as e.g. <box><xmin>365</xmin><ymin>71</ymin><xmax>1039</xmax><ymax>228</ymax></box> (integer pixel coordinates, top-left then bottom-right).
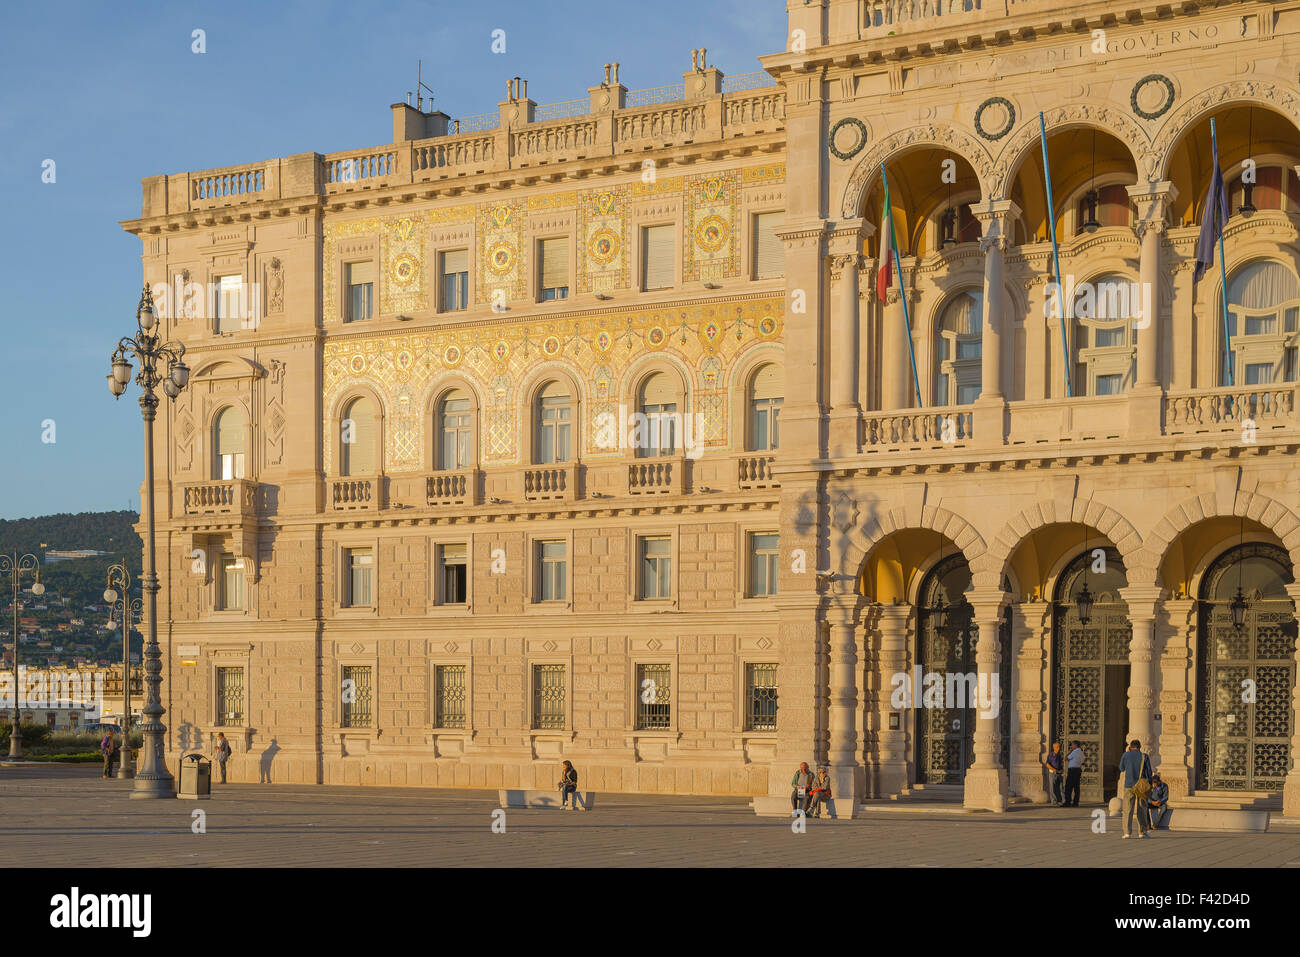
<box><xmin>2</xmin><ymin>764</ymin><xmax>1298</xmax><ymax>868</ymax></box>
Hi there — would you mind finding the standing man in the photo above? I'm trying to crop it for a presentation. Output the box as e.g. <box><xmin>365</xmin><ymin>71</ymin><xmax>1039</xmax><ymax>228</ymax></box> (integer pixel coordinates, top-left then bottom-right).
<box><xmin>100</xmin><ymin>730</ymin><xmax>118</xmax><ymax>779</ymax></box>
<box><xmin>1117</xmin><ymin>739</ymin><xmax>1153</xmax><ymax>839</ymax></box>
<box><xmin>791</xmin><ymin>761</ymin><xmax>814</xmax><ymax>817</ymax></box>
<box><xmin>1043</xmin><ymin>741</ymin><xmax>1065</xmax><ymax>806</ymax></box>
<box><xmin>213</xmin><ymin>732</ymin><xmax>232</xmax><ymax>784</ymax></box>
<box><xmin>1064</xmin><ymin>740</ymin><xmax>1084</xmax><ymax>807</ymax></box>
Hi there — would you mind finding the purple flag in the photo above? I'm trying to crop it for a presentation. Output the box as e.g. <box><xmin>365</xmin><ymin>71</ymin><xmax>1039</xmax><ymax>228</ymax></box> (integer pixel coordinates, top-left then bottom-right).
<box><xmin>1192</xmin><ymin>145</ymin><xmax>1228</xmax><ymax>285</ymax></box>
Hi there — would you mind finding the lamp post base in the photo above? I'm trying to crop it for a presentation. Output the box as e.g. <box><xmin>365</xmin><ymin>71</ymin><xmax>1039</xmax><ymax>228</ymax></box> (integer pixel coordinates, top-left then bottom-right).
<box><xmin>116</xmin><ymin>760</ymin><xmax>135</xmax><ymax>779</ymax></box>
<box><xmin>130</xmin><ymin>772</ymin><xmax>175</xmax><ymax>799</ymax></box>
<box><xmin>6</xmin><ymin>733</ymin><xmax>23</xmax><ymax>762</ymax></box>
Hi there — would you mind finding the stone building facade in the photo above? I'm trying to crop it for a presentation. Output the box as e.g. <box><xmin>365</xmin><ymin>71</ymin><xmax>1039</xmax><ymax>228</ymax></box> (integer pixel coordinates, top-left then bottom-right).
<box><xmin>122</xmin><ymin>0</ymin><xmax>1300</xmax><ymax>815</ymax></box>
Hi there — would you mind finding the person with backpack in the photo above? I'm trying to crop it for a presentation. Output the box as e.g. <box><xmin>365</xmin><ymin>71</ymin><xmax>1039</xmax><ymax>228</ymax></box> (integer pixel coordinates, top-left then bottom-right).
<box><xmin>214</xmin><ymin>732</ymin><xmax>232</xmax><ymax>784</ymax></box>
<box><xmin>1117</xmin><ymin>739</ymin><xmax>1154</xmax><ymax>839</ymax></box>
<box><xmin>100</xmin><ymin>731</ymin><xmax>118</xmax><ymax>778</ymax></box>
<box><xmin>558</xmin><ymin>760</ymin><xmax>580</xmax><ymax>810</ymax></box>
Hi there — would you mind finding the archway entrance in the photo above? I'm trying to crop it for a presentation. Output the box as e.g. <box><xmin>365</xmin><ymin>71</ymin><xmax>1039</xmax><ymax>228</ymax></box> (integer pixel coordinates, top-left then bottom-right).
<box><xmin>915</xmin><ymin>554</ymin><xmax>1010</xmax><ymax>785</ymax></box>
<box><xmin>1051</xmin><ymin>548</ymin><xmax>1130</xmax><ymax>804</ymax></box>
<box><xmin>1196</xmin><ymin>543</ymin><xmax>1297</xmax><ymax>792</ymax></box>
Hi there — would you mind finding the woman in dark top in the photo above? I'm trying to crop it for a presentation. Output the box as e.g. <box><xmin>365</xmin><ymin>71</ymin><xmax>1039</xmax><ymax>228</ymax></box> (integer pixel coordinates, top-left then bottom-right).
<box><xmin>559</xmin><ymin>760</ymin><xmax>579</xmax><ymax>810</ymax></box>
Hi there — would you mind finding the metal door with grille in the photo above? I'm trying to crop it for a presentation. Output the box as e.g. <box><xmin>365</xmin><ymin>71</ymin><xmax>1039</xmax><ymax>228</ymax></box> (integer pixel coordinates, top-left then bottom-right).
<box><xmin>915</xmin><ymin>555</ymin><xmax>1011</xmax><ymax>785</ymax></box>
<box><xmin>1197</xmin><ymin>544</ymin><xmax>1297</xmax><ymax>792</ymax></box>
<box><xmin>1052</xmin><ymin>549</ymin><xmax>1130</xmax><ymax>804</ymax></box>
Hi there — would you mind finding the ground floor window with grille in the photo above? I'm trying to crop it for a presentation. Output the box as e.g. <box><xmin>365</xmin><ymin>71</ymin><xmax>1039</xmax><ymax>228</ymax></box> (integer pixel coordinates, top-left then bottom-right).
<box><xmin>215</xmin><ymin>666</ymin><xmax>244</xmax><ymax>725</ymax></box>
<box><xmin>435</xmin><ymin>664</ymin><xmax>466</xmax><ymax>728</ymax></box>
<box><xmin>532</xmin><ymin>664</ymin><xmax>566</xmax><ymax>730</ymax></box>
<box><xmin>746</xmin><ymin>663</ymin><xmax>778</xmax><ymax>730</ymax></box>
<box><xmin>341</xmin><ymin>665</ymin><xmax>373</xmax><ymax>728</ymax></box>
<box><xmin>636</xmin><ymin>663</ymin><xmax>671</xmax><ymax>729</ymax></box>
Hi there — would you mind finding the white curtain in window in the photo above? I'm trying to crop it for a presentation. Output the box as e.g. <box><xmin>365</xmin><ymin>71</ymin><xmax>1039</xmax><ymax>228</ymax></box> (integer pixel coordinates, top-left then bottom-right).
<box><xmin>940</xmin><ymin>290</ymin><xmax>982</xmax><ymax>335</ymax></box>
<box><xmin>1229</xmin><ymin>261</ymin><xmax>1299</xmax><ymax>310</ymax></box>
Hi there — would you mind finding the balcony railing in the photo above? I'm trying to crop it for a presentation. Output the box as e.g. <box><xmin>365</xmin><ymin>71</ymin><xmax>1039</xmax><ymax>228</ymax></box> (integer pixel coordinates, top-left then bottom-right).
<box><xmin>737</xmin><ymin>455</ymin><xmax>779</xmax><ymax>490</ymax></box>
<box><xmin>330</xmin><ymin>476</ymin><xmax>383</xmax><ymax>511</ymax></box>
<box><xmin>524</xmin><ymin>464</ymin><xmax>577</xmax><ymax>502</ymax></box>
<box><xmin>181</xmin><ymin>479</ymin><xmax>257</xmax><ymax>517</ymax></box>
<box><xmin>1164</xmin><ymin>385</ymin><xmax>1297</xmax><ymax>436</ymax></box>
<box><xmin>862</xmin><ymin>407</ymin><xmax>974</xmax><ymax>451</ymax></box>
<box><xmin>426</xmin><ymin>469</ymin><xmax>478</xmax><ymax>507</ymax></box>
<box><xmin>628</xmin><ymin>458</ymin><xmax>684</xmax><ymax>495</ymax></box>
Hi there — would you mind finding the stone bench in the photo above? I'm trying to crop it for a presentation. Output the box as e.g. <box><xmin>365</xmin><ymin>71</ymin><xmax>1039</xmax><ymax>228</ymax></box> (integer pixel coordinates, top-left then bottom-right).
<box><xmin>498</xmin><ymin>789</ymin><xmax>595</xmax><ymax>810</ymax></box>
<box><xmin>752</xmin><ymin>796</ymin><xmax>854</xmax><ymax>819</ymax></box>
<box><xmin>1164</xmin><ymin>807</ymin><xmax>1270</xmax><ymax>832</ymax></box>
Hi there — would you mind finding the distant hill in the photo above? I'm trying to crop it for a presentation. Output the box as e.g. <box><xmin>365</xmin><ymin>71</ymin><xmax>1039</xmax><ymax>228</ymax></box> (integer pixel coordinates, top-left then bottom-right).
<box><xmin>0</xmin><ymin>510</ymin><xmax>142</xmax><ymax>564</ymax></box>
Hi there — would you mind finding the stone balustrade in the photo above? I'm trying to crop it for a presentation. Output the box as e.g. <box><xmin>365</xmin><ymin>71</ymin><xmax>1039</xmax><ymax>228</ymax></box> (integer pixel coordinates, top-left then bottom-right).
<box><xmin>523</xmin><ymin>464</ymin><xmax>578</xmax><ymax>502</ymax></box>
<box><xmin>426</xmin><ymin>469</ymin><xmax>478</xmax><ymax>507</ymax></box>
<box><xmin>330</xmin><ymin>476</ymin><xmax>382</xmax><ymax>511</ymax></box>
<box><xmin>737</xmin><ymin>454</ymin><xmax>779</xmax><ymax>489</ymax></box>
<box><xmin>862</xmin><ymin>406</ymin><xmax>975</xmax><ymax>451</ymax></box>
<box><xmin>627</xmin><ymin>458</ymin><xmax>684</xmax><ymax>495</ymax></box>
<box><xmin>1164</xmin><ymin>385</ymin><xmax>1298</xmax><ymax>436</ymax></box>
<box><xmin>180</xmin><ymin>479</ymin><xmax>257</xmax><ymax>517</ymax></box>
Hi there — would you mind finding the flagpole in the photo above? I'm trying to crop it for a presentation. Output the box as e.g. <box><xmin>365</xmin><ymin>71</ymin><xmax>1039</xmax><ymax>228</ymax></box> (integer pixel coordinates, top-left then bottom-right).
<box><xmin>881</xmin><ymin>163</ymin><xmax>924</xmax><ymax>408</ymax></box>
<box><xmin>1210</xmin><ymin>118</ymin><xmax>1234</xmax><ymax>387</ymax></box>
<box><xmin>1039</xmin><ymin>113</ymin><xmax>1073</xmax><ymax>398</ymax></box>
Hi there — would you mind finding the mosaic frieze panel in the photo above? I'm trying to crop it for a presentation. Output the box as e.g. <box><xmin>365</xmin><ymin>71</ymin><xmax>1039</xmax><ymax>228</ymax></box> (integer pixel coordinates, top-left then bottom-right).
<box><xmin>381</xmin><ymin>215</ymin><xmax>427</xmax><ymax>316</ymax></box>
<box><xmin>322</xmin><ymin>297</ymin><xmax>783</xmax><ymax>471</ymax></box>
<box><xmin>577</xmin><ymin>187</ymin><xmax>629</xmax><ymax>295</ymax></box>
<box><xmin>684</xmin><ymin>170</ymin><xmax>740</xmax><ymax>283</ymax></box>
<box><xmin>479</xmin><ymin>200</ymin><xmax>527</xmax><ymax>304</ymax></box>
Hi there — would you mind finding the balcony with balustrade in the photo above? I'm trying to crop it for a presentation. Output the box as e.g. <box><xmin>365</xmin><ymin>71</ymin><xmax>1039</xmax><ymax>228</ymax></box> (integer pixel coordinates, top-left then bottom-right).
<box><xmin>180</xmin><ymin>479</ymin><xmax>259</xmax><ymax>520</ymax></box>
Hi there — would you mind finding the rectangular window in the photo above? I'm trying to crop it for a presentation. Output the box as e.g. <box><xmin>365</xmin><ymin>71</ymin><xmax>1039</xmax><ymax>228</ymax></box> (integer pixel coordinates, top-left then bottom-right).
<box><xmin>956</xmin><ymin>383</ymin><xmax>981</xmax><ymax>405</ymax></box>
<box><xmin>217</xmin><ymin>555</ymin><xmax>245</xmax><ymax>611</ymax></box>
<box><xmin>215</xmin><ymin>666</ymin><xmax>244</xmax><ymax>725</ymax></box>
<box><xmin>438</xmin><ymin>544</ymin><xmax>467</xmax><ymax>605</ymax></box>
<box><xmin>640</xmin><ymin>537</ymin><xmax>672</xmax><ymax>600</ymax></box>
<box><xmin>440</xmin><ymin>249</ymin><xmax>469</xmax><ymax>312</ymax></box>
<box><xmin>214</xmin><ymin>275</ymin><xmax>245</xmax><ymax>334</ymax></box>
<box><xmin>538</xmin><ymin>541</ymin><xmax>567</xmax><ymax>602</ymax></box>
<box><xmin>636</xmin><ymin>663</ymin><xmax>671</xmax><ymax>730</ymax></box>
<box><xmin>341</xmin><ymin>665</ymin><xmax>372</xmax><ymax>728</ymax></box>
<box><xmin>749</xmin><ymin>533</ymin><xmax>780</xmax><ymax>597</ymax></box>
<box><xmin>1285</xmin><ymin>347</ymin><xmax>1298</xmax><ymax>383</ymax></box>
<box><xmin>746</xmin><ymin>663</ymin><xmax>778</xmax><ymax>731</ymax></box>
<box><xmin>1285</xmin><ymin>308</ymin><xmax>1298</xmax><ymax>333</ymax></box>
<box><xmin>346</xmin><ymin>261</ymin><xmax>374</xmax><ymax>322</ymax></box>
<box><xmin>1245</xmin><ymin>362</ymin><xmax>1274</xmax><ymax>386</ymax></box>
<box><xmin>538</xmin><ymin>397</ymin><xmax>571</xmax><ymax>464</ymax></box>
<box><xmin>434</xmin><ymin>664</ymin><xmax>466</xmax><ymax>728</ymax></box>
<box><xmin>345</xmin><ymin>548</ymin><xmax>374</xmax><ymax>607</ymax></box>
<box><xmin>1093</xmin><ymin>325</ymin><xmax>1125</xmax><ymax>347</ymax></box>
<box><xmin>642</xmin><ymin>224</ymin><xmax>675</xmax><ymax>290</ymax></box>
<box><xmin>1245</xmin><ymin>315</ymin><xmax>1276</xmax><ymax>336</ymax></box>
<box><xmin>532</xmin><ymin>664</ymin><xmax>566</xmax><ymax>730</ymax></box>
<box><xmin>538</xmin><ymin>238</ymin><xmax>569</xmax><ymax>301</ymax></box>
<box><xmin>1094</xmin><ymin>373</ymin><xmax>1123</xmax><ymax>396</ymax></box>
<box><xmin>955</xmin><ymin>339</ymin><xmax>982</xmax><ymax>360</ymax></box>
<box><xmin>753</xmin><ymin>211</ymin><xmax>785</xmax><ymax>279</ymax></box>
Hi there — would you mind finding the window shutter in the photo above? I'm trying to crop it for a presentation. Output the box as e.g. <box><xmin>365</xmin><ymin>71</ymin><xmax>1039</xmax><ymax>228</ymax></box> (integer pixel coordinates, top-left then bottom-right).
<box><xmin>343</xmin><ymin>397</ymin><xmax>375</xmax><ymax>475</ymax></box>
<box><xmin>348</xmin><ymin>261</ymin><xmax>374</xmax><ymax>285</ymax></box>
<box><xmin>754</xmin><ymin>212</ymin><xmax>784</xmax><ymax>279</ymax></box>
<box><xmin>539</xmin><ymin>239</ymin><xmax>568</xmax><ymax>290</ymax></box>
<box><xmin>750</xmin><ymin>364</ymin><xmax>784</xmax><ymax>401</ymax></box>
<box><xmin>215</xmin><ymin>408</ymin><xmax>246</xmax><ymax>456</ymax></box>
<box><xmin>442</xmin><ymin>249</ymin><xmax>467</xmax><ymax>275</ymax></box>
<box><xmin>640</xmin><ymin>372</ymin><xmax>677</xmax><ymax>407</ymax></box>
<box><xmin>642</xmin><ymin>225</ymin><xmax>675</xmax><ymax>290</ymax></box>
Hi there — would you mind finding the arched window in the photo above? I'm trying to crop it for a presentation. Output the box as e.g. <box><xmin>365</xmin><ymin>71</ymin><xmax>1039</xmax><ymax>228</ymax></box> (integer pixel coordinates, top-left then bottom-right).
<box><xmin>1072</xmin><ymin>273</ymin><xmax>1136</xmax><ymax>395</ymax></box>
<box><xmin>935</xmin><ymin>290</ymin><xmax>982</xmax><ymax>405</ymax></box>
<box><xmin>748</xmin><ymin>363</ymin><xmax>784</xmax><ymax>450</ymax></box>
<box><xmin>437</xmin><ymin>389</ymin><xmax>473</xmax><ymax>469</ymax></box>
<box><xmin>535</xmin><ymin>381</ymin><xmax>573</xmax><ymax>464</ymax></box>
<box><xmin>340</xmin><ymin>396</ymin><xmax>378</xmax><ymax>476</ymax></box>
<box><xmin>636</xmin><ymin>372</ymin><xmax>680</xmax><ymax>457</ymax></box>
<box><xmin>1223</xmin><ymin>261</ymin><xmax>1300</xmax><ymax>386</ymax></box>
<box><xmin>213</xmin><ymin>407</ymin><xmax>246</xmax><ymax>480</ymax></box>
<box><xmin>1228</xmin><ymin>166</ymin><xmax>1300</xmax><ymax>217</ymax></box>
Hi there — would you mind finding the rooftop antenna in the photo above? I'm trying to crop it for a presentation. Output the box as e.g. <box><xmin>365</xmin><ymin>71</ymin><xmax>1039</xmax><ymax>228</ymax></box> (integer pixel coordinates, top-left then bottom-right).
<box><xmin>416</xmin><ymin>59</ymin><xmax>435</xmax><ymax>113</ymax></box>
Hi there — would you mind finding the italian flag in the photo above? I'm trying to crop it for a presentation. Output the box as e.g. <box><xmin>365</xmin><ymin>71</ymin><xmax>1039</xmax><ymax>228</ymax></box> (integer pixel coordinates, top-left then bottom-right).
<box><xmin>877</xmin><ymin>168</ymin><xmax>896</xmax><ymax>303</ymax></box>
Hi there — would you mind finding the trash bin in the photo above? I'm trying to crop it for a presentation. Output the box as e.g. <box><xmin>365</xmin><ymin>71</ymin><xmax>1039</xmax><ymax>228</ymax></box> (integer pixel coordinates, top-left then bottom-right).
<box><xmin>177</xmin><ymin>753</ymin><xmax>211</xmax><ymax>799</ymax></box>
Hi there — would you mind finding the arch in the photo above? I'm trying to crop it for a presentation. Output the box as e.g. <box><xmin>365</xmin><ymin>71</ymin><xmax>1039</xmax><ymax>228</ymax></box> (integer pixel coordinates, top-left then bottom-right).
<box><xmin>840</xmin><ymin>125</ymin><xmax>996</xmax><ymax>220</ymax></box>
<box><xmin>520</xmin><ymin>365</ymin><xmax>583</xmax><ymax>465</ymax></box>
<box><xmin>620</xmin><ymin>356</ymin><xmax>690</xmax><ymax>412</ymax></box>
<box><xmin>730</xmin><ymin>346</ymin><xmax>784</xmax><ymax>452</ymax></box>
<box><xmin>1137</xmin><ymin>486</ymin><xmax>1300</xmax><ymax>585</ymax></box>
<box><xmin>846</xmin><ymin>500</ymin><xmax>989</xmax><ymax>594</ymax></box>
<box><xmin>979</xmin><ymin>498</ymin><xmax>1145</xmax><ymax>589</ymax></box>
<box><xmin>211</xmin><ymin>403</ymin><xmax>249</xmax><ymax>480</ymax></box>
<box><xmin>1154</xmin><ymin>80</ymin><xmax>1300</xmax><ymax>182</ymax></box>
<box><xmin>331</xmin><ymin>384</ymin><xmax>386</xmax><ymax>476</ymax></box>
<box><xmin>422</xmin><ymin>374</ymin><xmax>483</xmax><ymax>471</ymax></box>
<box><xmin>991</xmin><ymin>104</ymin><xmax>1152</xmax><ymax>200</ymax></box>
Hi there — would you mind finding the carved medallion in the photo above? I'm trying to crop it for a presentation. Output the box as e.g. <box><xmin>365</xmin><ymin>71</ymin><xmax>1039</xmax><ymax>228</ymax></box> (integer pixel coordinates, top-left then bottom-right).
<box><xmin>974</xmin><ymin>97</ymin><xmax>1016</xmax><ymax>141</ymax></box>
<box><xmin>829</xmin><ymin>116</ymin><xmax>868</xmax><ymax>160</ymax></box>
<box><xmin>1131</xmin><ymin>74</ymin><xmax>1176</xmax><ymax>121</ymax></box>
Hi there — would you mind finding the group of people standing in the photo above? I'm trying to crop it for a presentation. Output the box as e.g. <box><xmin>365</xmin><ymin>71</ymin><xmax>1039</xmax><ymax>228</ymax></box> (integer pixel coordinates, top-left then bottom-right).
<box><xmin>1046</xmin><ymin>738</ymin><xmax>1169</xmax><ymax>836</ymax></box>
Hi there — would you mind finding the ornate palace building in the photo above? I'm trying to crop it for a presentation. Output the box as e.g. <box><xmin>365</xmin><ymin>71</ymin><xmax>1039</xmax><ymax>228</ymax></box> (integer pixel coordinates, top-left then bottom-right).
<box><xmin>122</xmin><ymin>0</ymin><xmax>1300</xmax><ymax>818</ymax></box>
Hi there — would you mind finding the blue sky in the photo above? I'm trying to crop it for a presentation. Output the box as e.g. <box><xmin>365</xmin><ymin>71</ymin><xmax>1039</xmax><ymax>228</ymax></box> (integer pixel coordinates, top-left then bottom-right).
<box><xmin>0</xmin><ymin>0</ymin><xmax>785</xmax><ymax>522</ymax></box>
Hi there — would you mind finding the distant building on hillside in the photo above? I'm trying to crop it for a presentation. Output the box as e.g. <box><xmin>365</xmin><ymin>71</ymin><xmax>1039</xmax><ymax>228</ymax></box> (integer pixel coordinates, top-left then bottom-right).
<box><xmin>44</xmin><ymin>549</ymin><xmax>110</xmax><ymax>563</ymax></box>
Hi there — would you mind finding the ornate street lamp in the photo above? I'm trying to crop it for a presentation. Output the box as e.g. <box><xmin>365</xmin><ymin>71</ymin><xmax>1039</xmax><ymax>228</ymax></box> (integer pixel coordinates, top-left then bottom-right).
<box><xmin>107</xmin><ymin>285</ymin><xmax>189</xmax><ymax>798</ymax></box>
<box><xmin>1080</xmin><ymin>130</ymin><xmax>1101</xmax><ymax>234</ymax></box>
<box><xmin>1239</xmin><ymin>109</ymin><xmax>1258</xmax><ymax>217</ymax></box>
<box><xmin>1229</xmin><ymin>586</ymin><xmax>1249</xmax><ymax>630</ymax></box>
<box><xmin>2</xmin><ymin>553</ymin><xmax>43</xmax><ymax>760</ymax></box>
<box><xmin>104</xmin><ymin>560</ymin><xmax>142</xmax><ymax>779</ymax></box>
<box><xmin>1075</xmin><ymin>581</ymin><xmax>1095</xmax><ymax>626</ymax></box>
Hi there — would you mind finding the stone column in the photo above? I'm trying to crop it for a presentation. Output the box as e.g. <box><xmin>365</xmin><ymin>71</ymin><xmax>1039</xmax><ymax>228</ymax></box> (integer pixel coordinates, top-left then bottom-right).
<box><xmin>826</xmin><ymin>591</ymin><xmax>864</xmax><ymax>811</ymax></box>
<box><xmin>964</xmin><ymin>590</ymin><xmax>1010</xmax><ymax>811</ymax></box>
<box><xmin>880</xmin><ymin>286</ymin><xmax>912</xmax><ymax>411</ymax></box>
<box><xmin>970</xmin><ymin>200</ymin><xmax>1018</xmax><ymax>447</ymax></box>
<box><xmin>827</xmin><ymin>222</ymin><xmax>872</xmax><ymax>455</ymax></box>
<box><xmin>1120</xmin><ymin>585</ymin><xmax>1164</xmax><ymax>760</ymax></box>
<box><xmin>1282</xmin><ymin>582</ymin><xmax>1300</xmax><ymax>817</ymax></box>
<box><xmin>1158</xmin><ymin>598</ymin><xmax>1196</xmax><ymax>799</ymax></box>
<box><xmin>1010</xmin><ymin>599</ymin><xmax>1051</xmax><ymax>802</ymax></box>
<box><xmin>1126</xmin><ymin>182</ymin><xmax>1176</xmax><ymax>389</ymax></box>
<box><xmin>867</xmin><ymin>602</ymin><xmax>912</xmax><ymax>798</ymax></box>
